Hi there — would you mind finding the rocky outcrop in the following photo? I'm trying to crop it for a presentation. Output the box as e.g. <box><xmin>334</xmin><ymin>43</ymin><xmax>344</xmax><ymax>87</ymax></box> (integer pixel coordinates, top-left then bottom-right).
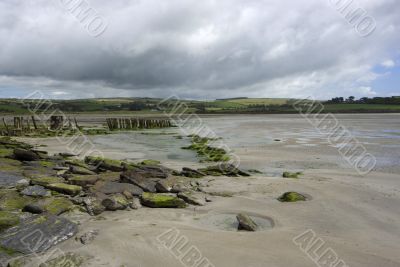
<box><xmin>21</xmin><ymin>185</ymin><xmax>51</xmax><ymax>197</ymax></box>
<box><xmin>177</xmin><ymin>192</ymin><xmax>204</xmax><ymax>206</ymax></box>
<box><xmin>180</xmin><ymin>167</ymin><xmax>206</xmax><ymax>178</ymax></box>
<box><xmin>0</xmin><ymin>211</ymin><xmax>20</xmax><ymax>231</ymax></box>
<box><xmin>69</xmin><ymin>166</ymin><xmax>96</xmax><ymax>175</ymax></box>
<box><xmin>94</xmin><ymin>181</ymin><xmax>143</xmax><ymax>196</ymax></box>
<box><xmin>69</xmin><ymin>175</ymin><xmax>99</xmax><ymax>187</ymax></box>
<box><xmin>44</xmin><ymin>183</ymin><xmax>82</xmax><ymax>196</ymax></box>
<box><xmin>120</xmin><ymin>173</ymin><xmax>157</xmax><ymax>193</ymax></box>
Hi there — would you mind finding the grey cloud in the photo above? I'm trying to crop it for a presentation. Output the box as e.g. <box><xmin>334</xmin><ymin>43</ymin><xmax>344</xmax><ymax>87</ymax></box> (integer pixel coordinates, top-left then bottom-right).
<box><xmin>0</xmin><ymin>0</ymin><xmax>399</xmax><ymax>99</ymax></box>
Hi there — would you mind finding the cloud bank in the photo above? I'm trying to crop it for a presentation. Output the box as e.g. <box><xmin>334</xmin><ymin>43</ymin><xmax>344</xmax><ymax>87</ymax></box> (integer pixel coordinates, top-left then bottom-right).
<box><xmin>0</xmin><ymin>0</ymin><xmax>399</xmax><ymax>99</ymax></box>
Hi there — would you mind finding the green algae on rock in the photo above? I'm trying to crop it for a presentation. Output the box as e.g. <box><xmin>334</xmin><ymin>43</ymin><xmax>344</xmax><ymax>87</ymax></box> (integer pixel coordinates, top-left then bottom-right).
<box><xmin>278</xmin><ymin>192</ymin><xmax>307</xmax><ymax>202</ymax></box>
<box><xmin>45</xmin><ymin>183</ymin><xmax>82</xmax><ymax>196</ymax></box>
<box><xmin>140</xmin><ymin>192</ymin><xmax>187</xmax><ymax>208</ymax></box>
<box><xmin>282</xmin><ymin>172</ymin><xmax>303</xmax><ymax>179</ymax></box>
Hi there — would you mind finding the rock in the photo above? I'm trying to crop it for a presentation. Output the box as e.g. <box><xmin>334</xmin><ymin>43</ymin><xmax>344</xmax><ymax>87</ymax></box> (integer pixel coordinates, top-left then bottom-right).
<box><xmin>15</xmin><ymin>179</ymin><xmax>30</xmax><ymax>190</ymax></box>
<box><xmin>85</xmin><ymin>156</ymin><xmax>124</xmax><ymax>172</ymax></box>
<box><xmin>236</xmin><ymin>213</ymin><xmax>258</xmax><ymax>231</ymax></box>
<box><xmin>98</xmin><ymin>172</ymin><xmax>121</xmax><ymax>182</ymax></box>
<box><xmin>40</xmin><ymin>198</ymin><xmax>74</xmax><ymax>215</ymax></box>
<box><xmin>69</xmin><ymin>166</ymin><xmax>96</xmax><ymax>175</ymax></box>
<box><xmin>282</xmin><ymin>172</ymin><xmax>302</xmax><ymax>179</ymax></box>
<box><xmin>181</xmin><ymin>167</ymin><xmax>206</xmax><ymax>178</ymax></box>
<box><xmin>22</xmin><ymin>204</ymin><xmax>44</xmax><ymax>214</ymax></box>
<box><xmin>278</xmin><ymin>192</ymin><xmax>307</xmax><ymax>202</ymax></box>
<box><xmin>39</xmin><ymin>252</ymin><xmax>84</xmax><ymax>267</ymax></box>
<box><xmin>123</xmin><ymin>165</ymin><xmax>170</xmax><ymax>179</ymax></box>
<box><xmin>120</xmin><ymin>173</ymin><xmax>157</xmax><ymax>193</ymax></box>
<box><xmin>65</xmin><ymin>159</ymin><xmax>91</xmax><ymax>169</ymax></box>
<box><xmin>83</xmin><ymin>197</ymin><xmax>105</xmax><ymax>216</ymax></box>
<box><xmin>94</xmin><ymin>182</ymin><xmax>143</xmax><ymax>196</ymax></box>
<box><xmin>155</xmin><ymin>180</ymin><xmax>171</xmax><ymax>193</ymax></box>
<box><xmin>78</xmin><ymin>229</ymin><xmax>99</xmax><ymax>245</ymax></box>
<box><xmin>13</xmin><ymin>149</ymin><xmax>40</xmax><ymax>161</ymax></box>
<box><xmin>205</xmin><ymin>196</ymin><xmax>212</xmax><ymax>202</ymax></box>
<box><xmin>69</xmin><ymin>175</ymin><xmax>99</xmax><ymax>187</ymax></box>
<box><xmin>199</xmin><ymin>164</ymin><xmax>250</xmax><ymax>177</ymax></box>
<box><xmin>130</xmin><ymin>198</ymin><xmax>141</xmax><ymax>210</ymax></box>
<box><xmin>0</xmin><ymin>211</ymin><xmax>20</xmax><ymax>231</ymax></box>
<box><xmin>140</xmin><ymin>193</ymin><xmax>187</xmax><ymax>208</ymax></box>
<box><xmin>177</xmin><ymin>192</ymin><xmax>204</xmax><ymax>206</ymax></box>
<box><xmin>0</xmin><ymin>214</ymin><xmax>78</xmax><ymax>254</ymax></box>
<box><xmin>21</xmin><ymin>186</ymin><xmax>51</xmax><ymax>197</ymax></box>
<box><xmin>30</xmin><ymin>176</ymin><xmax>65</xmax><ymax>186</ymax></box>
<box><xmin>101</xmin><ymin>194</ymin><xmax>129</xmax><ymax>211</ymax></box>
<box><xmin>44</xmin><ymin>183</ymin><xmax>82</xmax><ymax>196</ymax></box>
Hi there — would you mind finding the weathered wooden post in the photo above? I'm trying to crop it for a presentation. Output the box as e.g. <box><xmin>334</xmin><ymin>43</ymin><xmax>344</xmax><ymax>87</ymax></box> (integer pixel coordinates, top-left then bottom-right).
<box><xmin>50</xmin><ymin>116</ymin><xmax>64</xmax><ymax>131</ymax></box>
<box><xmin>31</xmin><ymin>116</ymin><xmax>38</xmax><ymax>130</ymax></box>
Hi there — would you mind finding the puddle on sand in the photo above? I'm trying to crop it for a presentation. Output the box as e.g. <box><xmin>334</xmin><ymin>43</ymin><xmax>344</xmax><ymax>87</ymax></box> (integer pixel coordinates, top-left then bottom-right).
<box><xmin>193</xmin><ymin>212</ymin><xmax>274</xmax><ymax>232</ymax></box>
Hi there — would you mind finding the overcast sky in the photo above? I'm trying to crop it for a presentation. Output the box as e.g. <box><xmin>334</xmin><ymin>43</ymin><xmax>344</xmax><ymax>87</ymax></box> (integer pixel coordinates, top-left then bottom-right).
<box><xmin>0</xmin><ymin>0</ymin><xmax>399</xmax><ymax>100</ymax></box>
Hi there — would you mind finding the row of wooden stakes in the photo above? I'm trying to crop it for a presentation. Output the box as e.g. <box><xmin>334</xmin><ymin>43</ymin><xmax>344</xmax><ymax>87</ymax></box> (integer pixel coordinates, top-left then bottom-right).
<box><xmin>106</xmin><ymin>118</ymin><xmax>173</xmax><ymax>130</ymax></box>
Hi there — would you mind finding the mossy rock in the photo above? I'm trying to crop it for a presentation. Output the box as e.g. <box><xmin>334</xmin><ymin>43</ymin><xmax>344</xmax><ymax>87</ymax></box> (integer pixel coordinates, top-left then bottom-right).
<box><xmin>85</xmin><ymin>156</ymin><xmax>123</xmax><ymax>171</ymax></box>
<box><xmin>0</xmin><ymin>191</ymin><xmax>32</xmax><ymax>211</ymax></box>
<box><xmin>140</xmin><ymin>159</ymin><xmax>161</xmax><ymax>166</ymax></box>
<box><xmin>39</xmin><ymin>252</ymin><xmax>84</xmax><ymax>267</ymax></box>
<box><xmin>65</xmin><ymin>159</ymin><xmax>91</xmax><ymax>169</ymax></box>
<box><xmin>278</xmin><ymin>192</ymin><xmax>307</xmax><ymax>202</ymax></box>
<box><xmin>0</xmin><ymin>211</ymin><xmax>20</xmax><ymax>231</ymax></box>
<box><xmin>42</xmin><ymin>198</ymin><xmax>74</xmax><ymax>215</ymax></box>
<box><xmin>30</xmin><ymin>176</ymin><xmax>65</xmax><ymax>186</ymax></box>
<box><xmin>69</xmin><ymin>175</ymin><xmax>99</xmax><ymax>187</ymax></box>
<box><xmin>0</xmin><ymin>158</ymin><xmax>22</xmax><ymax>172</ymax></box>
<box><xmin>98</xmin><ymin>172</ymin><xmax>120</xmax><ymax>182</ymax></box>
<box><xmin>45</xmin><ymin>183</ymin><xmax>82</xmax><ymax>196</ymax></box>
<box><xmin>282</xmin><ymin>172</ymin><xmax>302</xmax><ymax>179</ymax></box>
<box><xmin>38</xmin><ymin>161</ymin><xmax>56</xmax><ymax>168</ymax></box>
<box><xmin>140</xmin><ymin>193</ymin><xmax>187</xmax><ymax>208</ymax></box>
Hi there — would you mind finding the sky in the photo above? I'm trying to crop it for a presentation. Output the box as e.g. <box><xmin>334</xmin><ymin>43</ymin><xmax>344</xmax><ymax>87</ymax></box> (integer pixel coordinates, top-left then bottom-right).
<box><xmin>0</xmin><ymin>0</ymin><xmax>399</xmax><ymax>100</ymax></box>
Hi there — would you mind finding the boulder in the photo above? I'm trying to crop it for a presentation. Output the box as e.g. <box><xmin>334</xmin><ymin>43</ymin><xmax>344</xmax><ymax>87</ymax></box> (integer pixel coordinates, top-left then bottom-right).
<box><xmin>130</xmin><ymin>198</ymin><xmax>141</xmax><ymax>210</ymax></box>
<box><xmin>22</xmin><ymin>204</ymin><xmax>44</xmax><ymax>214</ymax></box>
<box><xmin>177</xmin><ymin>192</ymin><xmax>204</xmax><ymax>206</ymax></box>
<box><xmin>69</xmin><ymin>166</ymin><xmax>96</xmax><ymax>175</ymax></box>
<box><xmin>21</xmin><ymin>185</ymin><xmax>51</xmax><ymax>197</ymax></box>
<box><xmin>0</xmin><ymin>211</ymin><xmax>20</xmax><ymax>231</ymax></box>
<box><xmin>13</xmin><ymin>149</ymin><xmax>40</xmax><ymax>161</ymax></box>
<box><xmin>199</xmin><ymin>164</ymin><xmax>250</xmax><ymax>177</ymax></box>
<box><xmin>15</xmin><ymin>179</ymin><xmax>30</xmax><ymax>191</ymax></box>
<box><xmin>120</xmin><ymin>174</ymin><xmax>157</xmax><ymax>193</ymax></box>
<box><xmin>123</xmin><ymin>165</ymin><xmax>170</xmax><ymax>179</ymax></box>
<box><xmin>44</xmin><ymin>183</ymin><xmax>82</xmax><ymax>196</ymax></box>
<box><xmin>140</xmin><ymin>193</ymin><xmax>187</xmax><ymax>208</ymax></box>
<box><xmin>140</xmin><ymin>159</ymin><xmax>161</xmax><ymax>166</ymax></box>
<box><xmin>94</xmin><ymin>182</ymin><xmax>143</xmax><ymax>196</ymax></box>
<box><xmin>83</xmin><ymin>197</ymin><xmax>105</xmax><ymax>216</ymax></box>
<box><xmin>101</xmin><ymin>194</ymin><xmax>129</xmax><ymax>211</ymax></box>
<box><xmin>236</xmin><ymin>213</ymin><xmax>258</xmax><ymax>231</ymax></box>
<box><xmin>278</xmin><ymin>192</ymin><xmax>307</xmax><ymax>202</ymax></box>
<box><xmin>0</xmin><ymin>214</ymin><xmax>78</xmax><ymax>254</ymax></box>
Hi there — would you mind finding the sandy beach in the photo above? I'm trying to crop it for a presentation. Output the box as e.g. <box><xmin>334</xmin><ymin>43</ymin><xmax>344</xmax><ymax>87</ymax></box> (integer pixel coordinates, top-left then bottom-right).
<box><xmin>14</xmin><ymin>114</ymin><xmax>400</xmax><ymax>267</ymax></box>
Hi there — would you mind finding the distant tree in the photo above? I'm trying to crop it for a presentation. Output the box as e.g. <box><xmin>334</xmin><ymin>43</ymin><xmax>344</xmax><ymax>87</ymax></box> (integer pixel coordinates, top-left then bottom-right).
<box><xmin>347</xmin><ymin>96</ymin><xmax>355</xmax><ymax>103</ymax></box>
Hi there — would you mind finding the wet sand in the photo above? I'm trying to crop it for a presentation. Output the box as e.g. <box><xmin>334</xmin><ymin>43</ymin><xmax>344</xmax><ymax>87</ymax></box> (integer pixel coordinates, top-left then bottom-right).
<box><xmin>20</xmin><ymin>114</ymin><xmax>400</xmax><ymax>267</ymax></box>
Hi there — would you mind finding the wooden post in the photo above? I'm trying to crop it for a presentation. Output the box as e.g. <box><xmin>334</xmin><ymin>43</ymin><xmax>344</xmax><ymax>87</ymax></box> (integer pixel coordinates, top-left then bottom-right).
<box><xmin>31</xmin><ymin>116</ymin><xmax>38</xmax><ymax>130</ymax></box>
